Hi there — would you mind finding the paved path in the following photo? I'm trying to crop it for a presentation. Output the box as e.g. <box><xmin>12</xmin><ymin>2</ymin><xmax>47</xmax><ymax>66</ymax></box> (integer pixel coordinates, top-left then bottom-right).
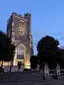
<box><xmin>0</xmin><ymin>77</ymin><xmax>64</xmax><ymax>85</ymax></box>
<box><xmin>0</xmin><ymin>72</ymin><xmax>64</xmax><ymax>85</ymax></box>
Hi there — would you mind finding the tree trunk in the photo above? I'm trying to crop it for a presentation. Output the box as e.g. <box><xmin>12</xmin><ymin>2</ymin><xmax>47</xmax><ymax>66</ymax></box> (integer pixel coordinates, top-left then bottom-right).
<box><xmin>1</xmin><ymin>61</ymin><xmax>3</xmax><ymax>68</ymax></box>
<box><xmin>53</xmin><ymin>68</ymin><xmax>58</xmax><ymax>79</ymax></box>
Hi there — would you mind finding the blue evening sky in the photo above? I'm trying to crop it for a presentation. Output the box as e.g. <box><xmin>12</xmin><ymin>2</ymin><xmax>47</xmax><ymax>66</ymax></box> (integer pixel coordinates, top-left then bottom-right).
<box><xmin>0</xmin><ymin>0</ymin><xmax>64</xmax><ymax>54</ymax></box>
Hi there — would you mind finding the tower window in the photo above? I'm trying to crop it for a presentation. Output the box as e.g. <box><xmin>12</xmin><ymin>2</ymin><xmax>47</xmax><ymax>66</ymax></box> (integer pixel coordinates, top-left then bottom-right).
<box><xmin>17</xmin><ymin>44</ymin><xmax>25</xmax><ymax>59</ymax></box>
<box><xmin>19</xmin><ymin>21</ymin><xmax>24</xmax><ymax>28</ymax></box>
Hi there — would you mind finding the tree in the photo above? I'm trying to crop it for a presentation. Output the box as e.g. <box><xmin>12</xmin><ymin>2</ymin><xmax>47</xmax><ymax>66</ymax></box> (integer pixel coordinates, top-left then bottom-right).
<box><xmin>18</xmin><ymin>61</ymin><xmax>22</xmax><ymax>70</ymax></box>
<box><xmin>57</xmin><ymin>49</ymin><xmax>64</xmax><ymax>69</ymax></box>
<box><xmin>0</xmin><ymin>30</ymin><xmax>15</xmax><ymax>66</ymax></box>
<box><xmin>30</xmin><ymin>55</ymin><xmax>38</xmax><ymax>70</ymax></box>
<box><xmin>37</xmin><ymin>35</ymin><xmax>59</xmax><ymax>69</ymax></box>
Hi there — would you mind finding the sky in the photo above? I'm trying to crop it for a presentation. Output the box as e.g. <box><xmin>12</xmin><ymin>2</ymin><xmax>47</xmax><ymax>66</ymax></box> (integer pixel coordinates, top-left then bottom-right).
<box><xmin>0</xmin><ymin>0</ymin><xmax>64</xmax><ymax>54</ymax></box>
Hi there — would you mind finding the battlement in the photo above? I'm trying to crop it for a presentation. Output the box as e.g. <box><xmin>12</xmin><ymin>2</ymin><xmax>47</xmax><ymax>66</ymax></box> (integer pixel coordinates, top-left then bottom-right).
<box><xmin>7</xmin><ymin>12</ymin><xmax>31</xmax><ymax>22</ymax></box>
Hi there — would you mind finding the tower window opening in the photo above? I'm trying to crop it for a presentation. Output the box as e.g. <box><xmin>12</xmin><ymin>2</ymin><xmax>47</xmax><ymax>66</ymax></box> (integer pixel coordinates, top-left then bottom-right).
<box><xmin>17</xmin><ymin>44</ymin><xmax>25</xmax><ymax>59</ymax></box>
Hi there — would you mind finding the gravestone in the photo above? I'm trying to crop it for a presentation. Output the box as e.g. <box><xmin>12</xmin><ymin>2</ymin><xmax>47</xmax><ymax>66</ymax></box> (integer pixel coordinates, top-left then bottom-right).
<box><xmin>4</xmin><ymin>66</ymin><xmax>10</xmax><ymax>72</ymax></box>
<box><xmin>36</xmin><ymin>64</ymin><xmax>40</xmax><ymax>71</ymax></box>
<box><xmin>11</xmin><ymin>66</ymin><xmax>18</xmax><ymax>72</ymax></box>
<box><xmin>19</xmin><ymin>65</ymin><xmax>24</xmax><ymax>72</ymax></box>
<box><xmin>56</xmin><ymin>63</ymin><xmax>60</xmax><ymax>76</ymax></box>
<box><xmin>44</xmin><ymin>63</ymin><xmax>49</xmax><ymax>77</ymax></box>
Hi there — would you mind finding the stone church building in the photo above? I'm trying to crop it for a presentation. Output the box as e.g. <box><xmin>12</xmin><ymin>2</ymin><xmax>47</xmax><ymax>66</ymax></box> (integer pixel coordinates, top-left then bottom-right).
<box><xmin>6</xmin><ymin>12</ymin><xmax>33</xmax><ymax>69</ymax></box>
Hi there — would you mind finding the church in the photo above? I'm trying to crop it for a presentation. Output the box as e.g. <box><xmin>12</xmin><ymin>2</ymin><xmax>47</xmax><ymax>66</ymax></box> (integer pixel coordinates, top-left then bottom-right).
<box><xmin>6</xmin><ymin>12</ymin><xmax>33</xmax><ymax>69</ymax></box>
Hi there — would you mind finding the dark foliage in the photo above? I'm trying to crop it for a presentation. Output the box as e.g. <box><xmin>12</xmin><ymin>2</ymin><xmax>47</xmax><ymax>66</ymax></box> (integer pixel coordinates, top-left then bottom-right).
<box><xmin>58</xmin><ymin>49</ymin><xmax>64</xmax><ymax>69</ymax></box>
<box><xmin>37</xmin><ymin>35</ymin><xmax>61</xmax><ymax>69</ymax></box>
<box><xmin>30</xmin><ymin>55</ymin><xmax>38</xmax><ymax>69</ymax></box>
<box><xmin>18</xmin><ymin>61</ymin><xmax>22</xmax><ymax>69</ymax></box>
<box><xmin>0</xmin><ymin>30</ymin><xmax>15</xmax><ymax>64</ymax></box>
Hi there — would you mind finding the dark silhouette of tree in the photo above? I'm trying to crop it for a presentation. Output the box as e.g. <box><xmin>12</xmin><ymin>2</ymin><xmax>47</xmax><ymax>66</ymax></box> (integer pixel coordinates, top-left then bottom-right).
<box><xmin>18</xmin><ymin>61</ymin><xmax>22</xmax><ymax>70</ymax></box>
<box><xmin>30</xmin><ymin>55</ymin><xmax>38</xmax><ymax>70</ymax></box>
<box><xmin>0</xmin><ymin>30</ymin><xmax>15</xmax><ymax>66</ymax></box>
<box><xmin>37</xmin><ymin>35</ymin><xmax>59</xmax><ymax>69</ymax></box>
<box><xmin>58</xmin><ymin>49</ymin><xmax>64</xmax><ymax>69</ymax></box>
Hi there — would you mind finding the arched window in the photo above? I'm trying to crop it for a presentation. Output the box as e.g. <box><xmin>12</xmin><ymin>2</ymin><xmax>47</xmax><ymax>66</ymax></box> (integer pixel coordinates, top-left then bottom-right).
<box><xmin>17</xmin><ymin>44</ymin><xmax>25</xmax><ymax>59</ymax></box>
<box><xmin>19</xmin><ymin>21</ymin><xmax>25</xmax><ymax>35</ymax></box>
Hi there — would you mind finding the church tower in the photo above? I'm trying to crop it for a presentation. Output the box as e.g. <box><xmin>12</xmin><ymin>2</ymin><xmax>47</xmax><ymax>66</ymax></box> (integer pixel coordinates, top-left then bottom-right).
<box><xmin>6</xmin><ymin>12</ymin><xmax>33</xmax><ymax>69</ymax></box>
